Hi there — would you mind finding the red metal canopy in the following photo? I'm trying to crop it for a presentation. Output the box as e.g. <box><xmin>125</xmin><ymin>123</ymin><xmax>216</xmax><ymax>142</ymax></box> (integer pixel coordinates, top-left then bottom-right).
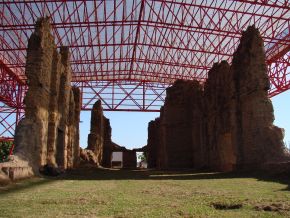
<box><xmin>0</xmin><ymin>0</ymin><xmax>289</xmax><ymax>138</ymax></box>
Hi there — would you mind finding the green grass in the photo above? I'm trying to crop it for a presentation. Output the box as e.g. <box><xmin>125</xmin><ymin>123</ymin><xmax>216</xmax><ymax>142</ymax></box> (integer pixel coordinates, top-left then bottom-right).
<box><xmin>0</xmin><ymin>168</ymin><xmax>289</xmax><ymax>217</ymax></box>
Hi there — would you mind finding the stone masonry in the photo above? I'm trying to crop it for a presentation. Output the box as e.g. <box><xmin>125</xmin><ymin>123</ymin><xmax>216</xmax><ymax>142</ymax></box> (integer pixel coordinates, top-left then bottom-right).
<box><xmin>146</xmin><ymin>119</ymin><xmax>160</xmax><ymax>168</ymax></box>
<box><xmin>85</xmin><ymin>100</ymin><xmax>137</xmax><ymax>168</ymax></box>
<box><xmin>72</xmin><ymin>87</ymin><xmax>81</xmax><ymax>168</ymax></box>
<box><xmin>231</xmin><ymin>26</ymin><xmax>285</xmax><ymax>168</ymax></box>
<box><xmin>162</xmin><ymin>80</ymin><xmax>205</xmax><ymax>168</ymax></box>
<box><xmin>204</xmin><ymin>61</ymin><xmax>236</xmax><ymax>171</ymax></box>
<box><xmin>87</xmin><ymin>100</ymin><xmax>105</xmax><ymax>165</ymax></box>
<box><xmin>146</xmin><ymin>26</ymin><xmax>287</xmax><ymax>171</ymax></box>
<box><xmin>86</xmin><ymin>100</ymin><xmax>113</xmax><ymax>167</ymax></box>
<box><xmin>1</xmin><ymin>17</ymin><xmax>81</xmax><ymax>179</ymax></box>
<box><xmin>102</xmin><ymin>117</ymin><xmax>113</xmax><ymax>167</ymax></box>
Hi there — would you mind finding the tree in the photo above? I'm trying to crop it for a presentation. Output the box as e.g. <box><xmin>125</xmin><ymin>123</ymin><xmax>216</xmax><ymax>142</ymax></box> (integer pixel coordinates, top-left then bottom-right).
<box><xmin>0</xmin><ymin>141</ymin><xmax>13</xmax><ymax>162</ymax></box>
<box><xmin>138</xmin><ymin>152</ymin><xmax>147</xmax><ymax>162</ymax></box>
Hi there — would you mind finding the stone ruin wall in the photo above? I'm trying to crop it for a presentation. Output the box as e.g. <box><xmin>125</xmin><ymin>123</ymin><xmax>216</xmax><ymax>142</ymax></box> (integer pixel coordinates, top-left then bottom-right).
<box><xmin>146</xmin><ymin>119</ymin><xmax>160</xmax><ymax>168</ymax></box>
<box><xmin>84</xmin><ymin>100</ymin><xmax>137</xmax><ymax>168</ymax></box>
<box><xmin>1</xmin><ymin>19</ymin><xmax>286</xmax><ymax>181</ymax></box>
<box><xmin>122</xmin><ymin>151</ymin><xmax>137</xmax><ymax>168</ymax></box>
<box><xmin>147</xmin><ymin>26</ymin><xmax>287</xmax><ymax>171</ymax></box>
<box><xmin>113</xmin><ymin>144</ymin><xmax>137</xmax><ymax>169</ymax></box>
<box><xmin>87</xmin><ymin>100</ymin><xmax>105</xmax><ymax>165</ymax></box>
<box><xmin>204</xmin><ymin>61</ymin><xmax>236</xmax><ymax>171</ymax></box>
<box><xmin>231</xmin><ymin>27</ymin><xmax>285</xmax><ymax>168</ymax></box>
<box><xmin>83</xmin><ymin>100</ymin><xmax>113</xmax><ymax>167</ymax></box>
<box><xmin>8</xmin><ymin>17</ymin><xmax>81</xmax><ymax>177</ymax></box>
<box><xmin>102</xmin><ymin>117</ymin><xmax>113</xmax><ymax>167</ymax></box>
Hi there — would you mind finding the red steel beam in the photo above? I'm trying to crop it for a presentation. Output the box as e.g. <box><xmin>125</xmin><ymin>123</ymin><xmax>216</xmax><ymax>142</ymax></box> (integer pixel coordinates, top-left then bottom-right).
<box><xmin>0</xmin><ymin>0</ymin><xmax>289</xmax><ymax>115</ymax></box>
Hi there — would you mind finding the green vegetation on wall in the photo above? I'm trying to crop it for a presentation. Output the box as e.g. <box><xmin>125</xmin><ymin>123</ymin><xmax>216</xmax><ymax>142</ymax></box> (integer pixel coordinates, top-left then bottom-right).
<box><xmin>0</xmin><ymin>141</ymin><xmax>13</xmax><ymax>162</ymax></box>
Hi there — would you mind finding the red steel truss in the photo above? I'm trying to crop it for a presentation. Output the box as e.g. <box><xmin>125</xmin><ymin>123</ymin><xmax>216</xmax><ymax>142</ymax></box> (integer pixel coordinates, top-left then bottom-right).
<box><xmin>0</xmin><ymin>0</ymin><xmax>289</xmax><ymax>138</ymax></box>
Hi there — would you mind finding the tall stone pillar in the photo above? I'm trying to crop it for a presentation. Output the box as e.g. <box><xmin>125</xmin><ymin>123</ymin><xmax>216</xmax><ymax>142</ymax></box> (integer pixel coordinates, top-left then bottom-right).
<box><xmin>102</xmin><ymin>117</ymin><xmax>113</xmax><ymax>167</ymax></box>
<box><xmin>14</xmin><ymin>17</ymin><xmax>55</xmax><ymax>170</ymax></box>
<box><xmin>56</xmin><ymin>46</ymin><xmax>72</xmax><ymax>169</ymax></box>
<box><xmin>66</xmin><ymin>89</ymin><xmax>75</xmax><ymax>169</ymax></box>
<box><xmin>47</xmin><ymin>50</ymin><xmax>62</xmax><ymax>166</ymax></box>
<box><xmin>232</xmin><ymin>25</ymin><xmax>285</xmax><ymax>168</ymax></box>
<box><xmin>9</xmin><ymin>17</ymin><xmax>81</xmax><ymax>179</ymax></box>
<box><xmin>72</xmin><ymin>87</ymin><xmax>81</xmax><ymax>168</ymax></box>
<box><xmin>87</xmin><ymin>100</ymin><xmax>104</xmax><ymax>165</ymax></box>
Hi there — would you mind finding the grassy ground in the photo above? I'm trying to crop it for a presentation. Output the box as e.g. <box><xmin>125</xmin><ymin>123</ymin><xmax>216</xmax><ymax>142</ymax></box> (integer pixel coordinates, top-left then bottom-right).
<box><xmin>0</xmin><ymin>168</ymin><xmax>289</xmax><ymax>218</ymax></box>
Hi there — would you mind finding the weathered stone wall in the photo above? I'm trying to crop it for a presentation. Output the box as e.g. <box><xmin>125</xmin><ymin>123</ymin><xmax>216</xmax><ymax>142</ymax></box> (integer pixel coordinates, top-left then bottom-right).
<box><xmin>86</xmin><ymin>100</ymin><xmax>114</xmax><ymax>167</ymax></box>
<box><xmin>102</xmin><ymin>117</ymin><xmax>113</xmax><ymax>167</ymax></box>
<box><xmin>145</xmin><ymin>109</ymin><xmax>167</xmax><ymax>169</ymax></box>
<box><xmin>123</xmin><ymin>151</ymin><xmax>137</xmax><ymax>168</ymax></box>
<box><xmin>9</xmin><ymin>17</ymin><xmax>80</xmax><ymax>177</ymax></box>
<box><xmin>87</xmin><ymin>100</ymin><xmax>104</xmax><ymax>166</ymax></box>
<box><xmin>162</xmin><ymin>80</ymin><xmax>194</xmax><ymax>168</ymax></box>
<box><xmin>72</xmin><ymin>87</ymin><xmax>81</xmax><ymax>168</ymax></box>
<box><xmin>47</xmin><ymin>49</ymin><xmax>62</xmax><ymax>167</ymax></box>
<box><xmin>66</xmin><ymin>89</ymin><xmax>75</xmax><ymax>169</ymax></box>
<box><xmin>146</xmin><ymin>119</ymin><xmax>160</xmax><ymax>168</ymax></box>
<box><xmin>158</xmin><ymin>108</ymin><xmax>167</xmax><ymax>168</ymax></box>
<box><xmin>147</xmin><ymin>25</ymin><xmax>287</xmax><ymax>171</ymax></box>
<box><xmin>232</xmin><ymin>26</ymin><xmax>285</xmax><ymax>168</ymax></box>
<box><xmin>204</xmin><ymin>61</ymin><xmax>236</xmax><ymax>171</ymax></box>
<box><xmin>189</xmin><ymin>82</ymin><xmax>206</xmax><ymax>169</ymax></box>
<box><xmin>85</xmin><ymin>102</ymin><xmax>139</xmax><ymax>168</ymax></box>
<box><xmin>14</xmin><ymin>17</ymin><xmax>55</xmax><ymax>171</ymax></box>
<box><xmin>56</xmin><ymin>47</ymin><xmax>73</xmax><ymax>169</ymax></box>
<box><xmin>159</xmin><ymin>80</ymin><xmax>205</xmax><ymax>168</ymax></box>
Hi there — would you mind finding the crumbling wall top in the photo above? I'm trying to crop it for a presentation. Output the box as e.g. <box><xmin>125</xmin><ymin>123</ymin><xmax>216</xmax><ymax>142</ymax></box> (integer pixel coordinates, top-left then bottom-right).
<box><xmin>60</xmin><ymin>46</ymin><xmax>71</xmax><ymax>66</ymax></box>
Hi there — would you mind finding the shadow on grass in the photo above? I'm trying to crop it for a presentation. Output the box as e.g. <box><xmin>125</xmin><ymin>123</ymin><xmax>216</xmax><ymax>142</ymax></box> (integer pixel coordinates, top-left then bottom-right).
<box><xmin>59</xmin><ymin>167</ymin><xmax>290</xmax><ymax>191</ymax></box>
<box><xmin>0</xmin><ymin>177</ymin><xmax>56</xmax><ymax>196</ymax></box>
<box><xmin>1</xmin><ymin>168</ymin><xmax>288</xmax><ymax>194</ymax></box>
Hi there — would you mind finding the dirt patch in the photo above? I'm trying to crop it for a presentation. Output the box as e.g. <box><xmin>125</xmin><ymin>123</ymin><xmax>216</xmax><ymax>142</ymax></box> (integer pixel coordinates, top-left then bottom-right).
<box><xmin>176</xmin><ymin>210</ymin><xmax>193</xmax><ymax>218</ymax></box>
<box><xmin>212</xmin><ymin>202</ymin><xmax>243</xmax><ymax>210</ymax></box>
<box><xmin>254</xmin><ymin>203</ymin><xmax>290</xmax><ymax>212</ymax></box>
<box><xmin>0</xmin><ymin>171</ymin><xmax>10</xmax><ymax>186</ymax></box>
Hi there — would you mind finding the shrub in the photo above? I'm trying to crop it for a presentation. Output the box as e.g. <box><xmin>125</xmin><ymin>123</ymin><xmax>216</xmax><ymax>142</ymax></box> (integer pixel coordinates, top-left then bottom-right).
<box><xmin>0</xmin><ymin>141</ymin><xmax>13</xmax><ymax>162</ymax></box>
<box><xmin>138</xmin><ymin>152</ymin><xmax>147</xmax><ymax>162</ymax></box>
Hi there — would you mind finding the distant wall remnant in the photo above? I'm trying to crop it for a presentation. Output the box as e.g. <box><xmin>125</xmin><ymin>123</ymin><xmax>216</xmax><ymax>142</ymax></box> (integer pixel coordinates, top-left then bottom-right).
<box><xmin>87</xmin><ymin>100</ymin><xmax>104</xmax><ymax>165</ymax></box>
<box><xmin>146</xmin><ymin>26</ymin><xmax>287</xmax><ymax>171</ymax></box>
<box><xmin>123</xmin><ymin>151</ymin><xmax>137</xmax><ymax>168</ymax></box>
<box><xmin>86</xmin><ymin>100</ymin><xmax>113</xmax><ymax>167</ymax></box>
<box><xmin>2</xmin><ymin>17</ymin><xmax>81</xmax><ymax>180</ymax></box>
<box><xmin>111</xmin><ymin>143</ymin><xmax>137</xmax><ymax>168</ymax></box>
<box><xmin>146</xmin><ymin>119</ymin><xmax>160</xmax><ymax>168</ymax></box>
<box><xmin>102</xmin><ymin>117</ymin><xmax>113</xmax><ymax>167</ymax></box>
<box><xmin>85</xmin><ymin>100</ymin><xmax>138</xmax><ymax>168</ymax></box>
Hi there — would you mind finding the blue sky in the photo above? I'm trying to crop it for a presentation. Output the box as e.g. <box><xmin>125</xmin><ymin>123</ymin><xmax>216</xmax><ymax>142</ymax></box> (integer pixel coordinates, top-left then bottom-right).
<box><xmin>272</xmin><ymin>90</ymin><xmax>290</xmax><ymax>147</ymax></box>
<box><xmin>79</xmin><ymin>90</ymin><xmax>290</xmax><ymax>150</ymax></box>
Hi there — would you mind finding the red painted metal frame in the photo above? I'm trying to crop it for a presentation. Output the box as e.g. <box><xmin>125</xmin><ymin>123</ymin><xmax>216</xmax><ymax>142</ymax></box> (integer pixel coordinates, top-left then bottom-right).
<box><xmin>0</xmin><ymin>0</ymin><xmax>289</xmax><ymax>139</ymax></box>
